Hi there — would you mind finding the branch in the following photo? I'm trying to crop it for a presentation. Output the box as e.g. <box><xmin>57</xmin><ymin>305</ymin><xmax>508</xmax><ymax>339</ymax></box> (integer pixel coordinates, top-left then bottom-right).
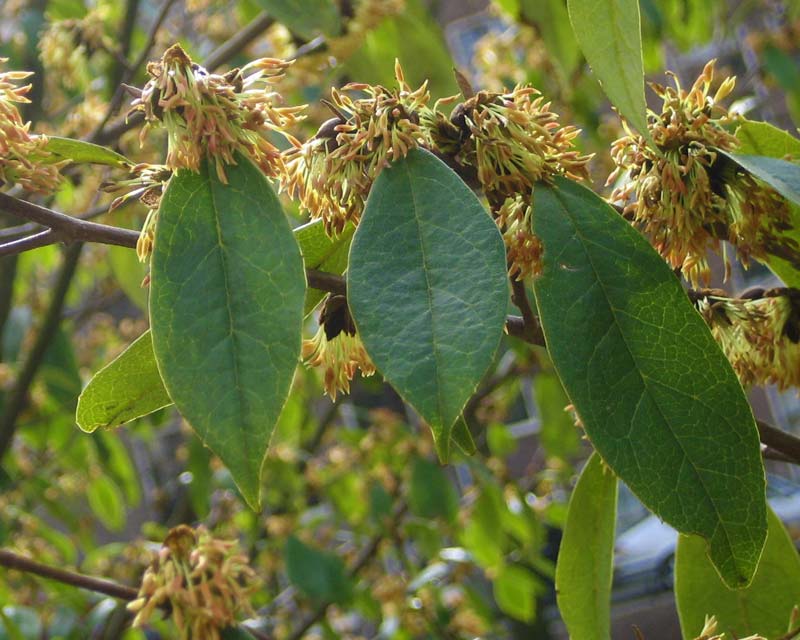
<box><xmin>0</xmin><ymin>203</ymin><xmax>113</xmax><ymax>241</ymax></box>
<box><xmin>510</xmin><ymin>278</ymin><xmax>545</xmax><ymax>345</ymax></box>
<box><xmin>0</xmin><ymin>548</ymin><xmax>138</xmax><ymax>600</ymax></box>
<box><xmin>757</xmin><ymin>420</ymin><xmax>800</xmax><ymax>466</ymax></box>
<box><xmin>0</xmin><ymin>193</ymin><xmax>139</xmax><ymax>257</ymax></box>
<box><xmin>0</xmin><ymin>244</ymin><xmax>83</xmax><ymax>462</ymax></box>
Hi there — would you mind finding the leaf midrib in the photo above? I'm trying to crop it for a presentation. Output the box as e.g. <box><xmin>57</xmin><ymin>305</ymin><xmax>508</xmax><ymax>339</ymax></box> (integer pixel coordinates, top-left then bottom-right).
<box><xmin>549</xmin><ymin>187</ymin><xmax>739</xmax><ymax>567</ymax></box>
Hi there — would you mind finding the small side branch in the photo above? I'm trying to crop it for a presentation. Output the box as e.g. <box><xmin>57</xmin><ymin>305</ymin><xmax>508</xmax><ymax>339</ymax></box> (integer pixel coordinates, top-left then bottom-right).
<box><xmin>757</xmin><ymin>420</ymin><xmax>800</xmax><ymax>466</ymax></box>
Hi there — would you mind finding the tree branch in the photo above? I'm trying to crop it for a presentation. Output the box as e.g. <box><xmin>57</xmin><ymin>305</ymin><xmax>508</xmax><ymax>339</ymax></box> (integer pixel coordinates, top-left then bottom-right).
<box><xmin>510</xmin><ymin>278</ymin><xmax>545</xmax><ymax>345</ymax></box>
<box><xmin>0</xmin><ymin>548</ymin><xmax>138</xmax><ymax>600</ymax></box>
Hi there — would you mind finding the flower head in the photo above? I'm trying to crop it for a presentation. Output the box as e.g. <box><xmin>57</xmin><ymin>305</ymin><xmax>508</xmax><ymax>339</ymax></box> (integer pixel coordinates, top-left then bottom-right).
<box><xmin>127</xmin><ymin>524</ymin><xmax>259</xmax><ymax>640</ymax></box>
<box><xmin>694</xmin><ymin>287</ymin><xmax>800</xmax><ymax>390</ymax></box>
<box><xmin>131</xmin><ymin>44</ymin><xmax>304</xmax><ymax>182</ymax></box>
<box><xmin>282</xmin><ymin>61</ymin><xmax>433</xmax><ymax>234</ymax></box>
<box><xmin>452</xmin><ymin>85</ymin><xmax>591</xmax><ymax>198</ymax></box>
<box><xmin>608</xmin><ymin>60</ymin><xmax>791</xmax><ymax>285</ymax></box>
<box><xmin>302</xmin><ymin>294</ymin><xmax>376</xmax><ymax>399</ymax></box>
<box><xmin>0</xmin><ymin>60</ymin><xmax>64</xmax><ymax>193</ymax></box>
<box><xmin>39</xmin><ymin>12</ymin><xmax>110</xmax><ymax>91</ymax></box>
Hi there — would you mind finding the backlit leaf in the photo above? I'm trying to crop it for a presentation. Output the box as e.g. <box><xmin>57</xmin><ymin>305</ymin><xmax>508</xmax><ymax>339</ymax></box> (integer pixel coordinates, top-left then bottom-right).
<box><xmin>43</xmin><ymin>137</ymin><xmax>130</xmax><ymax>167</ymax></box>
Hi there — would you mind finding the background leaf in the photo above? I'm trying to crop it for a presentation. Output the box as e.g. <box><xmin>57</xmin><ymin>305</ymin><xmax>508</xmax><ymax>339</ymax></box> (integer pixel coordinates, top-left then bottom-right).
<box><xmin>294</xmin><ymin>219</ymin><xmax>354</xmax><ymax>315</ymax></box>
<box><xmin>253</xmin><ymin>0</ymin><xmax>341</xmax><ymax>39</ymax></box>
<box><xmin>347</xmin><ymin>149</ymin><xmax>508</xmax><ymax>461</ymax></box>
<box><xmin>493</xmin><ymin>564</ymin><xmax>540</xmax><ymax>623</ymax></box>
<box><xmin>532</xmin><ymin>177</ymin><xmax>766</xmax><ymax>588</ymax></box>
<box><xmin>721</xmin><ymin>152</ymin><xmax>800</xmax><ymax>205</ymax></box>
<box><xmin>408</xmin><ymin>458</ymin><xmax>458</xmax><ymax>523</ymax></box>
<box><xmin>150</xmin><ymin>154</ymin><xmax>306</xmax><ymax>509</ymax></box>
<box><xmin>76</xmin><ymin>331</ymin><xmax>171</xmax><ymax>432</ymax></box>
<box><xmin>676</xmin><ymin>507</ymin><xmax>800</xmax><ymax>640</ymax></box>
<box><xmin>567</xmin><ymin>0</ymin><xmax>650</xmax><ymax>140</ymax></box>
<box><xmin>555</xmin><ymin>453</ymin><xmax>617</xmax><ymax>640</ymax></box>
<box><xmin>285</xmin><ymin>536</ymin><xmax>353</xmax><ymax>605</ymax></box>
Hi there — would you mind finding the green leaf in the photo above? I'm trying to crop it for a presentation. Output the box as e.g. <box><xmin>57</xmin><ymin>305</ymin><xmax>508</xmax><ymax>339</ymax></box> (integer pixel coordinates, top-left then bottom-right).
<box><xmin>150</xmin><ymin>154</ymin><xmax>306</xmax><ymax>509</ymax></box>
<box><xmin>534</xmin><ymin>372</ymin><xmax>579</xmax><ymax>460</ymax></box>
<box><xmin>86</xmin><ymin>475</ymin><xmax>125</xmax><ymax>531</ymax></box>
<box><xmin>731</xmin><ymin>122</ymin><xmax>800</xmax><ymax>288</ymax></box>
<box><xmin>451</xmin><ymin>418</ymin><xmax>477</xmax><ymax>455</ymax></box>
<box><xmin>108</xmin><ymin>244</ymin><xmax>148</xmax><ymax>311</ymax></box>
<box><xmin>532</xmin><ymin>177</ymin><xmax>766</xmax><ymax>588</ymax></box>
<box><xmin>43</xmin><ymin>136</ymin><xmax>130</xmax><ymax>167</ymax></box>
<box><xmin>41</xmin><ymin>327</ymin><xmax>82</xmax><ymax>413</ymax></box>
<box><xmin>408</xmin><ymin>458</ymin><xmax>458</xmax><ymax>523</ymax></box>
<box><xmin>735</xmin><ymin>121</ymin><xmax>800</xmax><ymax>159</ymax></box>
<box><xmin>285</xmin><ymin>536</ymin><xmax>353</xmax><ymax>604</ymax></box>
<box><xmin>220</xmin><ymin>627</ymin><xmax>257</xmax><ymax>640</ymax></box>
<box><xmin>347</xmin><ymin>148</ymin><xmax>508</xmax><ymax>460</ymax></box>
<box><xmin>253</xmin><ymin>0</ymin><xmax>341</xmax><ymax>38</ymax></box>
<box><xmin>76</xmin><ymin>331</ymin><xmax>172</xmax><ymax>432</ymax></box>
<box><xmin>555</xmin><ymin>453</ymin><xmax>617</xmax><ymax>640</ymax></box>
<box><xmin>720</xmin><ymin>152</ymin><xmax>800</xmax><ymax>206</ymax></box>
<box><xmin>294</xmin><ymin>219</ymin><xmax>354</xmax><ymax>315</ymax></box>
<box><xmin>676</xmin><ymin>507</ymin><xmax>800</xmax><ymax>640</ymax></box>
<box><xmin>567</xmin><ymin>0</ymin><xmax>650</xmax><ymax>140</ymax></box>
<box><xmin>493</xmin><ymin>564</ymin><xmax>540</xmax><ymax>623</ymax></box>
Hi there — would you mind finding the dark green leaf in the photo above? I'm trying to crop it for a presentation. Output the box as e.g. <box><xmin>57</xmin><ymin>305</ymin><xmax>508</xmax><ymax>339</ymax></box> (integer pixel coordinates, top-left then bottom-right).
<box><xmin>567</xmin><ymin>0</ymin><xmax>650</xmax><ymax>140</ymax></box>
<box><xmin>493</xmin><ymin>564</ymin><xmax>540</xmax><ymax>623</ymax></box>
<box><xmin>451</xmin><ymin>418</ymin><xmax>477</xmax><ymax>455</ymax></box>
<box><xmin>721</xmin><ymin>151</ymin><xmax>800</xmax><ymax>206</ymax></box>
<box><xmin>41</xmin><ymin>327</ymin><xmax>81</xmax><ymax>413</ymax></box>
<box><xmin>77</xmin><ymin>331</ymin><xmax>172</xmax><ymax>432</ymax></box>
<box><xmin>676</xmin><ymin>507</ymin><xmax>800</xmax><ymax>639</ymax></box>
<box><xmin>285</xmin><ymin>536</ymin><xmax>352</xmax><ymax>604</ymax></box>
<box><xmin>532</xmin><ymin>177</ymin><xmax>766</xmax><ymax>588</ymax></box>
<box><xmin>150</xmin><ymin>154</ymin><xmax>306</xmax><ymax>509</ymax></box>
<box><xmin>253</xmin><ymin>0</ymin><xmax>341</xmax><ymax>38</ymax></box>
<box><xmin>347</xmin><ymin>149</ymin><xmax>508</xmax><ymax>460</ymax></box>
<box><xmin>220</xmin><ymin>627</ymin><xmax>257</xmax><ymax>640</ymax></box>
<box><xmin>555</xmin><ymin>453</ymin><xmax>617</xmax><ymax>640</ymax></box>
<box><xmin>408</xmin><ymin>458</ymin><xmax>458</xmax><ymax>523</ymax></box>
<box><xmin>43</xmin><ymin>137</ymin><xmax>130</xmax><ymax>167</ymax></box>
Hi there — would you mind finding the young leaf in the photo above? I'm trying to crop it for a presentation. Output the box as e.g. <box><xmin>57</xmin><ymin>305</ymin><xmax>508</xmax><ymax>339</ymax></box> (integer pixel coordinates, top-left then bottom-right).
<box><xmin>150</xmin><ymin>154</ymin><xmax>306</xmax><ymax>510</ymax></box>
<box><xmin>347</xmin><ymin>148</ymin><xmax>508</xmax><ymax>461</ymax></box>
<box><xmin>720</xmin><ymin>151</ymin><xmax>800</xmax><ymax>206</ymax></box>
<box><xmin>532</xmin><ymin>177</ymin><xmax>767</xmax><ymax>588</ymax></box>
<box><xmin>285</xmin><ymin>536</ymin><xmax>353</xmax><ymax>605</ymax></box>
<box><xmin>76</xmin><ymin>331</ymin><xmax>172</xmax><ymax>432</ymax></box>
<box><xmin>555</xmin><ymin>452</ymin><xmax>617</xmax><ymax>640</ymax></box>
<box><xmin>567</xmin><ymin>0</ymin><xmax>651</xmax><ymax>140</ymax></box>
<box><xmin>43</xmin><ymin>136</ymin><xmax>130</xmax><ymax>167</ymax></box>
<box><xmin>294</xmin><ymin>219</ymin><xmax>354</xmax><ymax>315</ymax></box>
<box><xmin>676</xmin><ymin>507</ymin><xmax>800</xmax><ymax>639</ymax></box>
<box><xmin>493</xmin><ymin>564</ymin><xmax>541</xmax><ymax>623</ymax></box>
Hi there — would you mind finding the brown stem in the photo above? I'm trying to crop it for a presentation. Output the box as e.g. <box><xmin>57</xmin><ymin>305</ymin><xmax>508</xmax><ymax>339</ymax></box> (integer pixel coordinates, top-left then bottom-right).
<box><xmin>0</xmin><ymin>549</ymin><xmax>138</xmax><ymax>601</ymax></box>
<box><xmin>757</xmin><ymin>420</ymin><xmax>800</xmax><ymax>466</ymax></box>
<box><xmin>510</xmin><ymin>278</ymin><xmax>545</xmax><ymax>345</ymax></box>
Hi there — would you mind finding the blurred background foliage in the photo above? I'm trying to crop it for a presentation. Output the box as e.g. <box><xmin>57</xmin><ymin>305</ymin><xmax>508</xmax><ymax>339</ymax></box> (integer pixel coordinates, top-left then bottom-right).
<box><xmin>0</xmin><ymin>0</ymin><xmax>798</xmax><ymax>638</ymax></box>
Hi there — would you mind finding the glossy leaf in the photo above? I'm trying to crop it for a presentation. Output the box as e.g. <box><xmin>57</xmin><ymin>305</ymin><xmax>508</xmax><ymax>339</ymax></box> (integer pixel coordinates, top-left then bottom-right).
<box><xmin>294</xmin><ymin>219</ymin><xmax>354</xmax><ymax>315</ymax></box>
<box><xmin>532</xmin><ymin>177</ymin><xmax>766</xmax><ymax>588</ymax></box>
<box><xmin>555</xmin><ymin>453</ymin><xmax>617</xmax><ymax>640</ymax></box>
<box><xmin>76</xmin><ymin>331</ymin><xmax>172</xmax><ymax>432</ymax></box>
<box><xmin>285</xmin><ymin>536</ymin><xmax>352</xmax><ymax>604</ymax></box>
<box><xmin>347</xmin><ymin>148</ymin><xmax>508</xmax><ymax>460</ymax></box>
<box><xmin>43</xmin><ymin>136</ymin><xmax>130</xmax><ymax>167</ymax></box>
<box><xmin>567</xmin><ymin>0</ymin><xmax>650</xmax><ymax>139</ymax></box>
<box><xmin>150</xmin><ymin>154</ymin><xmax>306</xmax><ymax>509</ymax></box>
<box><xmin>253</xmin><ymin>0</ymin><xmax>341</xmax><ymax>38</ymax></box>
<box><xmin>676</xmin><ymin>507</ymin><xmax>800</xmax><ymax>640</ymax></box>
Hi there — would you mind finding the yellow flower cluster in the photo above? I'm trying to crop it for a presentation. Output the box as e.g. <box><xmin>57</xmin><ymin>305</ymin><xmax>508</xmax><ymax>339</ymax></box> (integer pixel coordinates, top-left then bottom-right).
<box><xmin>39</xmin><ymin>12</ymin><xmax>109</xmax><ymax>90</ymax></box>
<box><xmin>282</xmin><ymin>61</ymin><xmax>433</xmax><ymax>235</ymax></box>
<box><xmin>131</xmin><ymin>44</ymin><xmax>303</xmax><ymax>182</ymax></box>
<box><xmin>0</xmin><ymin>60</ymin><xmax>63</xmax><ymax>193</ymax></box>
<box><xmin>695</xmin><ymin>287</ymin><xmax>800</xmax><ymax>390</ymax></box>
<box><xmin>128</xmin><ymin>525</ymin><xmax>259</xmax><ymax>640</ymax></box>
<box><xmin>302</xmin><ymin>294</ymin><xmax>376</xmax><ymax>399</ymax></box>
<box><xmin>608</xmin><ymin>60</ymin><xmax>790</xmax><ymax>285</ymax></box>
